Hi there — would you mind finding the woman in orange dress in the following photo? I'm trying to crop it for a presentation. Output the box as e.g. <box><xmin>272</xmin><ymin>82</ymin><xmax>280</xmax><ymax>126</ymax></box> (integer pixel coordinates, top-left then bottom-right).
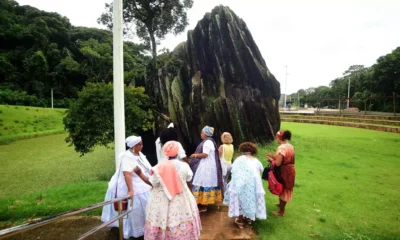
<box><xmin>267</xmin><ymin>130</ymin><xmax>295</xmax><ymax>216</ymax></box>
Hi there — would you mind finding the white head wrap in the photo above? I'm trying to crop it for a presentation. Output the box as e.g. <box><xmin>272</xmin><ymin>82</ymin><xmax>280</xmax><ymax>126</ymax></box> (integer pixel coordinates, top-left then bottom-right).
<box><xmin>125</xmin><ymin>135</ymin><xmax>142</xmax><ymax>148</ymax></box>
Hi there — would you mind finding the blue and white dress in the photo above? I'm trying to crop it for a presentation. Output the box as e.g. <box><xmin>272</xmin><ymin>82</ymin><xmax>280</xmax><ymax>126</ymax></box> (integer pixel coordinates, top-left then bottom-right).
<box><xmin>224</xmin><ymin>156</ymin><xmax>266</xmax><ymax>220</ymax></box>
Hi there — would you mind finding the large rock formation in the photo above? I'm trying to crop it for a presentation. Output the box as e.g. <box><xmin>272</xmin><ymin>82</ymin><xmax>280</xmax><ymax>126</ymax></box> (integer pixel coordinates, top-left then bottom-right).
<box><xmin>148</xmin><ymin>5</ymin><xmax>281</xmax><ymax>152</ymax></box>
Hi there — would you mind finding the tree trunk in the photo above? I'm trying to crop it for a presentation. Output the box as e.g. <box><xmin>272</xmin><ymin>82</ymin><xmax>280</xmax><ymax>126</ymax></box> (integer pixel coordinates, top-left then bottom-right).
<box><xmin>149</xmin><ymin>31</ymin><xmax>157</xmax><ymax>66</ymax></box>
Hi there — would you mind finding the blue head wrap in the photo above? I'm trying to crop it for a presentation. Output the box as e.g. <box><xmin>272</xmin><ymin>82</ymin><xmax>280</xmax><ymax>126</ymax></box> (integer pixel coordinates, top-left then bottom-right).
<box><xmin>202</xmin><ymin>126</ymin><xmax>214</xmax><ymax>137</ymax></box>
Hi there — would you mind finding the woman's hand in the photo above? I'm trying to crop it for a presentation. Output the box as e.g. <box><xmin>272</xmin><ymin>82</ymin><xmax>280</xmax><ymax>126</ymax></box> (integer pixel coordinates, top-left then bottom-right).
<box><xmin>134</xmin><ymin>166</ymin><xmax>152</xmax><ymax>187</ymax></box>
<box><xmin>190</xmin><ymin>154</ymin><xmax>198</xmax><ymax>159</ymax></box>
<box><xmin>266</xmin><ymin>153</ymin><xmax>274</xmax><ymax>163</ymax></box>
<box><xmin>128</xmin><ymin>190</ymin><xmax>134</xmax><ymax>198</ymax></box>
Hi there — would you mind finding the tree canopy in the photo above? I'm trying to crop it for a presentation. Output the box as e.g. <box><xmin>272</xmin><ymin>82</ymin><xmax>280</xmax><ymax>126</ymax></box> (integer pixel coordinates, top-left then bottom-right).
<box><xmin>98</xmin><ymin>0</ymin><xmax>194</xmax><ymax>63</ymax></box>
<box><xmin>63</xmin><ymin>82</ymin><xmax>154</xmax><ymax>155</ymax></box>
<box><xmin>287</xmin><ymin>47</ymin><xmax>400</xmax><ymax>112</ymax></box>
<box><xmin>0</xmin><ymin>0</ymin><xmax>150</xmax><ymax>107</ymax></box>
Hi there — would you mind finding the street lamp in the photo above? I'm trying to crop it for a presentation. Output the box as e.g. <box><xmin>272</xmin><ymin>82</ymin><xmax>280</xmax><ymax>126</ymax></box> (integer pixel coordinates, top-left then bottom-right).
<box><xmin>343</xmin><ymin>72</ymin><xmax>351</xmax><ymax>109</ymax></box>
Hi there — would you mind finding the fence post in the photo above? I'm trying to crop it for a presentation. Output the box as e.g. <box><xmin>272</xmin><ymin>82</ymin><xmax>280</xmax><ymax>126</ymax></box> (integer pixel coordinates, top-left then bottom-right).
<box><xmin>394</xmin><ymin>92</ymin><xmax>397</xmax><ymax>117</ymax></box>
<box><xmin>118</xmin><ymin>201</ymin><xmax>123</xmax><ymax>240</ymax></box>
<box><xmin>339</xmin><ymin>96</ymin><xmax>341</xmax><ymax>116</ymax></box>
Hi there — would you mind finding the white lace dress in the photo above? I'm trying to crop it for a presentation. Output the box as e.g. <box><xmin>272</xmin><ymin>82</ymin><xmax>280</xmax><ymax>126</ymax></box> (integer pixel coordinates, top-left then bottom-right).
<box><xmin>144</xmin><ymin>160</ymin><xmax>201</xmax><ymax>240</ymax></box>
<box><xmin>224</xmin><ymin>156</ymin><xmax>267</xmax><ymax>221</ymax></box>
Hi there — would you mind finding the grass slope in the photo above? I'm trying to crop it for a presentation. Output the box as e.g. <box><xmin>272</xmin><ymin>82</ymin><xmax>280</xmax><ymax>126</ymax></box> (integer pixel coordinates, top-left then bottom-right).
<box><xmin>0</xmin><ymin>105</ymin><xmax>65</xmax><ymax>144</ymax></box>
<box><xmin>0</xmin><ymin>134</ymin><xmax>115</xmax><ymax>199</ymax></box>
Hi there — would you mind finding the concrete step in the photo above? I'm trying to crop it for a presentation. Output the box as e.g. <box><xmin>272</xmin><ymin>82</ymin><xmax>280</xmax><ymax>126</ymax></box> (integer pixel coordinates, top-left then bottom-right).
<box><xmin>280</xmin><ymin>112</ymin><xmax>400</xmax><ymax>121</ymax></box>
<box><xmin>281</xmin><ymin>115</ymin><xmax>400</xmax><ymax>127</ymax></box>
<box><xmin>282</xmin><ymin>118</ymin><xmax>400</xmax><ymax>134</ymax></box>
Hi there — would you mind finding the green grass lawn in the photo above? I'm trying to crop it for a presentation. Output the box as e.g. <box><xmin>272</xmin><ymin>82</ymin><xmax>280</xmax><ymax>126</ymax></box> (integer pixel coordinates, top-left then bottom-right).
<box><xmin>255</xmin><ymin>122</ymin><xmax>400</xmax><ymax>240</ymax></box>
<box><xmin>0</xmin><ymin>133</ymin><xmax>115</xmax><ymax>226</ymax></box>
<box><xmin>0</xmin><ymin>122</ymin><xmax>399</xmax><ymax>239</ymax></box>
<box><xmin>0</xmin><ymin>105</ymin><xmax>66</xmax><ymax>144</ymax></box>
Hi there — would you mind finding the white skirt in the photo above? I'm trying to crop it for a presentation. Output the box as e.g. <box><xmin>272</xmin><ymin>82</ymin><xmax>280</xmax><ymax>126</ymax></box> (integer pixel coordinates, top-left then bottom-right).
<box><xmin>101</xmin><ymin>189</ymin><xmax>150</xmax><ymax>238</ymax></box>
<box><xmin>226</xmin><ymin>189</ymin><xmax>267</xmax><ymax>221</ymax></box>
<box><xmin>192</xmin><ymin>156</ymin><xmax>218</xmax><ymax>187</ymax></box>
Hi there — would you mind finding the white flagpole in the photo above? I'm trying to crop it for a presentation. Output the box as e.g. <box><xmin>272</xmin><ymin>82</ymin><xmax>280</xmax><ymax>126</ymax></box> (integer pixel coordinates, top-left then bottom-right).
<box><xmin>113</xmin><ymin>0</ymin><xmax>125</xmax><ymax>168</ymax></box>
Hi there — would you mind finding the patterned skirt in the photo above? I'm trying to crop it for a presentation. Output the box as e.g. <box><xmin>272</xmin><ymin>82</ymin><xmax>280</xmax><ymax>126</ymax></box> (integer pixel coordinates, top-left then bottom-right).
<box><xmin>192</xmin><ymin>185</ymin><xmax>222</xmax><ymax>205</ymax></box>
<box><xmin>144</xmin><ymin>186</ymin><xmax>201</xmax><ymax>240</ymax></box>
<box><xmin>144</xmin><ymin>217</ymin><xmax>201</xmax><ymax>240</ymax></box>
<box><xmin>280</xmin><ymin>164</ymin><xmax>295</xmax><ymax>202</ymax></box>
<box><xmin>279</xmin><ymin>189</ymin><xmax>293</xmax><ymax>202</ymax></box>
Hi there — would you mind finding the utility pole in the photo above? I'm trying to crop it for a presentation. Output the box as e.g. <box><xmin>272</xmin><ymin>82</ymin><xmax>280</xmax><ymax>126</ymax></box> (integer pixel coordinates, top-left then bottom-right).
<box><xmin>113</xmin><ymin>0</ymin><xmax>125</xmax><ymax>168</ymax></box>
<box><xmin>347</xmin><ymin>75</ymin><xmax>351</xmax><ymax>109</ymax></box>
<box><xmin>298</xmin><ymin>92</ymin><xmax>300</xmax><ymax>107</ymax></box>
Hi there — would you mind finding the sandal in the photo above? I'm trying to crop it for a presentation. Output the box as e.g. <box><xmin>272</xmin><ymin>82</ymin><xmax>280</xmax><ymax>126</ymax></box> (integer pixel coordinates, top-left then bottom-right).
<box><xmin>244</xmin><ymin>217</ymin><xmax>252</xmax><ymax>225</ymax></box>
<box><xmin>235</xmin><ymin>218</ymin><xmax>244</xmax><ymax>229</ymax></box>
<box><xmin>198</xmin><ymin>208</ymin><xmax>207</xmax><ymax>213</ymax></box>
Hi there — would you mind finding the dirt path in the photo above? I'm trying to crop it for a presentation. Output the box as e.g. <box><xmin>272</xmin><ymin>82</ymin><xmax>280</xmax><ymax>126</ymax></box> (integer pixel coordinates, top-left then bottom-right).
<box><xmin>3</xmin><ymin>206</ymin><xmax>258</xmax><ymax>240</ymax></box>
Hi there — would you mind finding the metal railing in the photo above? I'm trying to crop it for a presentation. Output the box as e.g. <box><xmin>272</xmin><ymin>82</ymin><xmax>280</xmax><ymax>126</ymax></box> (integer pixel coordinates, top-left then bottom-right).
<box><xmin>0</xmin><ymin>195</ymin><xmax>133</xmax><ymax>240</ymax></box>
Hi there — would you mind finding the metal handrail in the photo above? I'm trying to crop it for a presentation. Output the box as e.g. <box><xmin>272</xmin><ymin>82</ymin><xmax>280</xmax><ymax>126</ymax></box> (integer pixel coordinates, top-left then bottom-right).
<box><xmin>0</xmin><ymin>195</ymin><xmax>133</xmax><ymax>240</ymax></box>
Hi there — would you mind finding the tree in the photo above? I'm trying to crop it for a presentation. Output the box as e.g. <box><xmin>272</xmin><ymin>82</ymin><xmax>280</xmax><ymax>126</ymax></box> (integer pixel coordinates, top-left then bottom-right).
<box><xmin>63</xmin><ymin>82</ymin><xmax>154</xmax><ymax>155</ymax></box>
<box><xmin>371</xmin><ymin>47</ymin><xmax>400</xmax><ymax>95</ymax></box>
<box><xmin>78</xmin><ymin>39</ymin><xmax>113</xmax><ymax>83</ymax></box>
<box><xmin>23</xmin><ymin>50</ymin><xmax>49</xmax><ymax>97</ymax></box>
<box><xmin>0</xmin><ymin>0</ymin><xmax>151</xmax><ymax>107</ymax></box>
<box><xmin>98</xmin><ymin>0</ymin><xmax>194</xmax><ymax>63</ymax></box>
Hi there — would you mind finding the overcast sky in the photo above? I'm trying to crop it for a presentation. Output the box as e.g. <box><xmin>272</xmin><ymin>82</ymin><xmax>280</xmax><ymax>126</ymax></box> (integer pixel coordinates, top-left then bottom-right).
<box><xmin>17</xmin><ymin>0</ymin><xmax>400</xmax><ymax>94</ymax></box>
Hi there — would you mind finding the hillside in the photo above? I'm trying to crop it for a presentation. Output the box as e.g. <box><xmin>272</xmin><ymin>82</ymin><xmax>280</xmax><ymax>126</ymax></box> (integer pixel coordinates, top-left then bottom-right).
<box><xmin>0</xmin><ymin>105</ymin><xmax>65</xmax><ymax>144</ymax></box>
<box><xmin>0</xmin><ymin>0</ymin><xmax>149</xmax><ymax>108</ymax></box>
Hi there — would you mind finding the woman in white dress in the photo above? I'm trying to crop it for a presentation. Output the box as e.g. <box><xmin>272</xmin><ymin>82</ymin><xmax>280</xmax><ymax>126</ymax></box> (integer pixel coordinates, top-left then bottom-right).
<box><xmin>155</xmin><ymin>123</ymin><xmax>188</xmax><ymax>164</ymax></box>
<box><xmin>101</xmin><ymin>135</ymin><xmax>152</xmax><ymax>239</ymax></box>
<box><xmin>224</xmin><ymin>142</ymin><xmax>266</xmax><ymax>228</ymax></box>
<box><xmin>189</xmin><ymin>126</ymin><xmax>223</xmax><ymax>212</ymax></box>
<box><xmin>134</xmin><ymin>141</ymin><xmax>201</xmax><ymax>239</ymax></box>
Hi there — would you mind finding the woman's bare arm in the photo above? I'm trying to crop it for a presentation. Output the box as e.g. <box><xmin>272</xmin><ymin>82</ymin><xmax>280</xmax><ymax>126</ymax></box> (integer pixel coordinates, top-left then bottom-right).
<box><xmin>133</xmin><ymin>167</ymin><xmax>152</xmax><ymax>187</ymax></box>
<box><xmin>190</xmin><ymin>153</ymin><xmax>208</xmax><ymax>159</ymax></box>
<box><xmin>123</xmin><ymin>172</ymin><xmax>134</xmax><ymax>197</ymax></box>
<box><xmin>182</xmin><ymin>157</ymin><xmax>190</xmax><ymax>164</ymax></box>
<box><xmin>218</xmin><ymin>145</ymin><xmax>223</xmax><ymax>156</ymax></box>
<box><xmin>274</xmin><ymin>154</ymin><xmax>284</xmax><ymax>167</ymax></box>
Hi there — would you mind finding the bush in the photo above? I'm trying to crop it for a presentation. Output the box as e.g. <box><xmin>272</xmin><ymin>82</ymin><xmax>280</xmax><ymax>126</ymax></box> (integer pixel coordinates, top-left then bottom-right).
<box><xmin>63</xmin><ymin>82</ymin><xmax>155</xmax><ymax>155</ymax></box>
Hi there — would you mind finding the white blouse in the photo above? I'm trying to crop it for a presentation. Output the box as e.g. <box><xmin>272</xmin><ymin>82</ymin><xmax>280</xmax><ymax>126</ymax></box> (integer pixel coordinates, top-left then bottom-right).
<box><xmin>109</xmin><ymin>150</ymin><xmax>152</xmax><ymax>196</ymax></box>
